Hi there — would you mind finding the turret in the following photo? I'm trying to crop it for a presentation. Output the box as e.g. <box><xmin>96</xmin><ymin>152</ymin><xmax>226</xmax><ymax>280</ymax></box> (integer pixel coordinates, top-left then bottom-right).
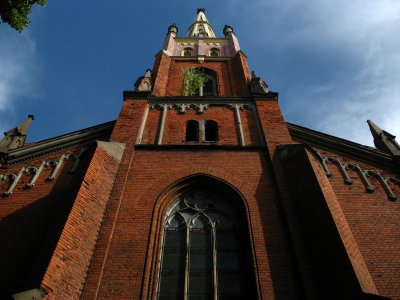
<box><xmin>367</xmin><ymin>120</ymin><xmax>400</xmax><ymax>158</ymax></box>
<box><xmin>161</xmin><ymin>8</ymin><xmax>242</xmax><ymax>58</ymax></box>
<box><xmin>0</xmin><ymin>115</ymin><xmax>34</xmax><ymax>153</ymax></box>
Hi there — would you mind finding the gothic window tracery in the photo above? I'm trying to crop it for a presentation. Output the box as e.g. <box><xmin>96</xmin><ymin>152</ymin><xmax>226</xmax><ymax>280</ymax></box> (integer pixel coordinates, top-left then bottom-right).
<box><xmin>157</xmin><ymin>188</ymin><xmax>251</xmax><ymax>299</ymax></box>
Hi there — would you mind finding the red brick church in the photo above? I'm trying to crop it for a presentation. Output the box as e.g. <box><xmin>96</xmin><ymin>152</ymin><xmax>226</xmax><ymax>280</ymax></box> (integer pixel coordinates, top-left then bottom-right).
<box><xmin>1</xmin><ymin>9</ymin><xmax>399</xmax><ymax>300</ymax></box>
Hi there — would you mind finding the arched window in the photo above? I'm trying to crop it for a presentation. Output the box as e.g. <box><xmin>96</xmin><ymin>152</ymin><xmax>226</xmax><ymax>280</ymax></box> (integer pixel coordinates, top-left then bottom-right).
<box><xmin>186</xmin><ymin>120</ymin><xmax>199</xmax><ymax>141</ymax></box>
<box><xmin>205</xmin><ymin>120</ymin><xmax>218</xmax><ymax>142</ymax></box>
<box><xmin>200</xmin><ymin>68</ymin><xmax>217</xmax><ymax>96</ymax></box>
<box><xmin>209</xmin><ymin>48</ymin><xmax>220</xmax><ymax>57</ymax></box>
<box><xmin>183</xmin><ymin>47</ymin><xmax>193</xmax><ymax>57</ymax></box>
<box><xmin>157</xmin><ymin>184</ymin><xmax>255</xmax><ymax>299</ymax></box>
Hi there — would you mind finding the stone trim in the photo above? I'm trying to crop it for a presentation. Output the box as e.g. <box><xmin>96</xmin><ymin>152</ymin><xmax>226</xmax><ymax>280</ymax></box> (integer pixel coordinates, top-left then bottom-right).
<box><xmin>123</xmin><ymin>94</ymin><xmax>279</xmax><ymax>100</ymax></box>
<box><xmin>1</xmin><ymin>121</ymin><xmax>115</xmax><ymax>166</ymax></box>
<box><xmin>0</xmin><ymin>150</ymin><xmax>84</xmax><ymax>197</ymax></box>
<box><xmin>287</xmin><ymin>122</ymin><xmax>397</xmax><ymax>171</ymax></box>
<box><xmin>316</xmin><ymin>151</ymin><xmax>399</xmax><ymax>201</ymax></box>
<box><xmin>134</xmin><ymin>144</ymin><xmax>265</xmax><ymax>150</ymax></box>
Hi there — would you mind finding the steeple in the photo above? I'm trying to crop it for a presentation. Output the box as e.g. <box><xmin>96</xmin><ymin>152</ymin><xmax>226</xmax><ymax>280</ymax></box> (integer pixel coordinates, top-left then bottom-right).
<box><xmin>162</xmin><ymin>8</ymin><xmax>242</xmax><ymax>58</ymax></box>
<box><xmin>187</xmin><ymin>8</ymin><xmax>216</xmax><ymax>38</ymax></box>
<box><xmin>0</xmin><ymin>115</ymin><xmax>34</xmax><ymax>153</ymax></box>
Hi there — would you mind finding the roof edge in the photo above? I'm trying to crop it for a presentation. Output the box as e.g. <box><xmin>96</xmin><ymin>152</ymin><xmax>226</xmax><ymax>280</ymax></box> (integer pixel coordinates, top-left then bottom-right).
<box><xmin>1</xmin><ymin>121</ymin><xmax>116</xmax><ymax>166</ymax></box>
<box><xmin>287</xmin><ymin>122</ymin><xmax>398</xmax><ymax>171</ymax></box>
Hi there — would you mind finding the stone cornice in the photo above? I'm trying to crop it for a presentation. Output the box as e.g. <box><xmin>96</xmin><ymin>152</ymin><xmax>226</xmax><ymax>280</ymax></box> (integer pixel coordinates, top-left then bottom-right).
<box><xmin>123</xmin><ymin>93</ymin><xmax>279</xmax><ymax>101</ymax></box>
<box><xmin>170</xmin><ymin>56</ymin><xmax>232</xmax><ymax>61</ymax></box>
<box><xmin>174</xmin><ymin>37</ymin><xmax>229</xmax><ymax>43</ymax></box>
<box><xmin>135</xmin><ymin>144</ymin><xmax>265</xmax><ymax>150</ymax></box>
<box><xmin>287</xmin><ymin>122</ymin><xmax>398</xmax><ymax>172</ymax></box>
<box><xmin>1</xmin><ymin>121</ymin><xmax>115</xmax><ymax>166</ymax></box>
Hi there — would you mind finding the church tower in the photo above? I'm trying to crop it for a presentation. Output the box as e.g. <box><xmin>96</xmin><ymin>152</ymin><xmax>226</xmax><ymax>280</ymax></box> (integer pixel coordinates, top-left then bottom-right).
<box><xmin>79</xmin><ymin>8</ymin><xmax>303</xmax><ymax>299</ymax></box>
<box><xmin>3</xmin><ymin>8</ymin><xmax>399</xmax><ymax>300</ymax></box>
<box><xmin>75</xmin><ymin>9</ymin><xmax>381</xmax><ymax>299</ymax></box>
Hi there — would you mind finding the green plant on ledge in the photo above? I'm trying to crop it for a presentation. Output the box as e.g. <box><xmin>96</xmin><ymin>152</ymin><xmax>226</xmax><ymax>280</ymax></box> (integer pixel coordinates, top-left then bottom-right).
<box><xmin>182</xmin><ymin>67</ymin><xmax>207</xmax><ymax>96</ymax></box>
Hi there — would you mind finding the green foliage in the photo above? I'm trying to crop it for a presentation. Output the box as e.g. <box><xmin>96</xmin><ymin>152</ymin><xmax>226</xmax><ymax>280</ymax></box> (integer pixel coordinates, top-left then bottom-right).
<box><xmin>0</xmin><ymin>0</ymin><xmax>46</xmax><ymax>32</ymax></box>
<box><xmin>182</xmin><ymin>67</ymin><xmax>208</xmax><ymax>96</ymax></box>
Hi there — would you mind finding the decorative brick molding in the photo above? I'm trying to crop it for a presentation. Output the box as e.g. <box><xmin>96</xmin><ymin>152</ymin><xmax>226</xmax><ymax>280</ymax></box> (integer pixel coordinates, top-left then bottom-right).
<box><xmin>0</xmin><ymin>150</ymin><xmax>85</xmax><ymax>197</ymax></box>
<box><xmin>317</xmin><ymin>152</ymin><xmax>399</xmax><ymax>200</ymax></box>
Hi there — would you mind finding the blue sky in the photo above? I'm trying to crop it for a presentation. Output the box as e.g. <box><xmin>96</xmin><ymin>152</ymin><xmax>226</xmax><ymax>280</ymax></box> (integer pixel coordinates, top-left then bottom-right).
<box><xmin>0</xmin><ymin>0</ymin><xmax>399</xmax><ymax>146</ymax></box>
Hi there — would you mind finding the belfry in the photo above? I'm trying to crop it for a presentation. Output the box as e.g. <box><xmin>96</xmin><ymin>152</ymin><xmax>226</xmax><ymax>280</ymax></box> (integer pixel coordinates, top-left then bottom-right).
<box><xmin>1</xmin><ymin>9</ymin><xmax>399</xmax><ymax>300</ymax></box>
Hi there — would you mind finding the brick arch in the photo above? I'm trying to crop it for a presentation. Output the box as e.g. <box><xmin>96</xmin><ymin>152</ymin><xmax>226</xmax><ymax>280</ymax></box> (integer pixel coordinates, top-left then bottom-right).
<box><xmin>138</xmin><ymin>164</ymin><xmax>256</xmax><ymax>212</ymax></box>
<box><xmin>140</xmin><ymin>165</ymin><xmax>261</xmax><ymax>299</ymax></box>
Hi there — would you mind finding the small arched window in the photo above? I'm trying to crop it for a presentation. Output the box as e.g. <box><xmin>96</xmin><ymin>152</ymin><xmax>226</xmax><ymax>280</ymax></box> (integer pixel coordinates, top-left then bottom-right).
<box><xmin>200</xmin><ymin>68</ymin><xmax>218</xmax><ymax>96</ymax></box>
<box><xmin>205</xmin><ymin>120</ymin><xmax>218</xmax><ymax>142</ymax></box>
<box><xmin>186</xmin><ymin>120</ymin><xmax>199</xmax><ymax>141</ymax></box>
<box><xmin>209</xmin><ymin>48</ymin><xmax>220</xmax><ymax>57</ymax></box>
<box><xmin>183</xmin><ymin>47</ymin><xmax>193</xmax><ymax>57</ymax></box>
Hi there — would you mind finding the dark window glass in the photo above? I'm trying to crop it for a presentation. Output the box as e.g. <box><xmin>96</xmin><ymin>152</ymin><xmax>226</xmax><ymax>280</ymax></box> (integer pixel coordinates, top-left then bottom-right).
<box><xmin>205</xmin><ymin>120</ymin><xmax>218</xmax><ymax>142</ymax></box>
<box><xmin>157</xmin><ymin>189</ymin><xmax>252</xmax><ymax>299</ymax></box>
<box><xmin>209</xmin><ymin>48</ymin><xmax>219</xmax><ymax>57</ymax></box>
<box><xmin>198</xmin><ymin>68</ymin><xmax>217</xmax><ymax>96</ymax></box>
<box><xmin>158</xmin><ymin>218</ymin><xmax>185</xmax><ymax>299</ymax></box>
<box><xmin>186</xmin><ymin>120</ymin><xmax>199</xmax><ymax>141</ymax></box>
<box><xmin>184</xmin><ymin>48</ymin><xmax>193</xmax><ymax>57</ymax></box>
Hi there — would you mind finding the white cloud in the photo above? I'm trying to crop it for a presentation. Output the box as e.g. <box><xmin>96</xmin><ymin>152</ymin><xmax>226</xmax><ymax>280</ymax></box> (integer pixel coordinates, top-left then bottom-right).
<box><xmin>0</xmin><ymin>28</ymin><xmax>38</xmax><ymax>134</ymax></box>
<box><xmin>301</xmin><ymin>0</ymin><xmax>400</xmax><ymax>145</ymax></box>
<box><xmin>238</xmin><ymin>0</ymin><xmax>400</xmax><ymax>146</ymax></box>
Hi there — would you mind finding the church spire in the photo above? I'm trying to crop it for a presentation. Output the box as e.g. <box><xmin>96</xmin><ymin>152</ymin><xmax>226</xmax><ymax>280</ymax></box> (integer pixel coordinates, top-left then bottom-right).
<box><xmin>187</xmin><ymin>8</ymin><xmax>216</xmax><ymax>38</ymax></box>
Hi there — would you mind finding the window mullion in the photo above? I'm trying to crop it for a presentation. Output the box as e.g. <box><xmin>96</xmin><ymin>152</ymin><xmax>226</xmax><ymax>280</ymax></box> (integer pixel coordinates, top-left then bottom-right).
<box><xmin>212</xmin><ymin>222</ymin><xmax>218</xmax><ymax>300</ymax></box>
<box><xmin>199</xmin><ymin>121</ymin><xmax>205</xmax><ymax>142</ymax></box>
<box><xmin>184</xmin><ymin>224</ymin><xmax>190</xmax><ymax>300</ymax></box>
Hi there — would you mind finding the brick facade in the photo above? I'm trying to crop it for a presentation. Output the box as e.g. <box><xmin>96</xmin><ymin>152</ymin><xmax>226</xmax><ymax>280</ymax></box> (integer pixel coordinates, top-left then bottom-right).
<box><xmin>1</xmin><ymin>9</ymin><xmax>399</xmax><ymax>300</ymax></box>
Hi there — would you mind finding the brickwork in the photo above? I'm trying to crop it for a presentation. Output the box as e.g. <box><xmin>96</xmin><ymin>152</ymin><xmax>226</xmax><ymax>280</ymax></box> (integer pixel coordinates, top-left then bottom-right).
<box><xmin>152</xmin><ymin>52</ymin><xmax>172</xmax><ymax>96</ymax></box>
<box><xmin>81</xmin><ymin>149</ymin><xmax>302</xmax><ymax>299</ymax></box>
<box><xmin>229</xmin><ymin>52</ymin><xmax>252</xmax><ymax>96</ymax></box>
<box><xmin>138</xmin><ymin>104</ymin><xmax>262</xmax><ymax>147</ymax></box>
<box><xmin>312</xmin><ymin>148</ymin><xmax>400</xmax><ymax>299</ymax></box>
<box><xmin>152</xmin><ymin>54</ymin><xmax>251</xmax><ymax>97</ymax></box>
<box><xmin>40</xmin><ymin>143</ymin><xmax>122</xmax><ymax>299</ymax></box>
<box><xmin>167</xmin><ymin>60</ymin><xmax>233</xmax><ymax>96</ymax></box>
<box><xmin>0</xmin><ymin>147</ymin><xmax>89</xmax><ymax>298</ymax></box>
<box><xmin>279</xmin><ymin>144</ymin><xmax>381</xmax><ymax>298</ymax></box>
<box><xmin>141</xmin><ymin>107</ymin><xmax>161</xmax><ymax>144</ymax></box>
<box><xmin>240</xmin><ymin>108</ymin><xmax>262</xmax><ymax>145</ymax></box>
<box><xmin>110</xmin><ymin>99</ymin><xmax>148</xmax><ymax>145</ymax></box>
<box><xmin>2</xmin><ymin>11</ymin><xmax>399</xmax><ymax>299</ymax></box>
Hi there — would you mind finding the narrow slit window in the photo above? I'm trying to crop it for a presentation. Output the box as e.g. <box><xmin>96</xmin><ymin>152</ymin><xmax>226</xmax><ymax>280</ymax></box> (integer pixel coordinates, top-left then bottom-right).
<box><xmin>186</xmin><ymin>120</ymin><xmax>199</xmax><ymax>141</ymax></box>
<box><xmin>205</xmin><ymin>120</ymin><xmax>218</xmax><ymax>142</ymax></box>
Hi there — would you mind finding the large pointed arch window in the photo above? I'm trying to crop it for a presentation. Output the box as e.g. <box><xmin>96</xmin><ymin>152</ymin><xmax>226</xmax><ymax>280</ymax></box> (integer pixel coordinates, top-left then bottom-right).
<box><xmin>157</xmin><ymin>187</ymin><xmax>254</xmax><ymax>299</ymax></box>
